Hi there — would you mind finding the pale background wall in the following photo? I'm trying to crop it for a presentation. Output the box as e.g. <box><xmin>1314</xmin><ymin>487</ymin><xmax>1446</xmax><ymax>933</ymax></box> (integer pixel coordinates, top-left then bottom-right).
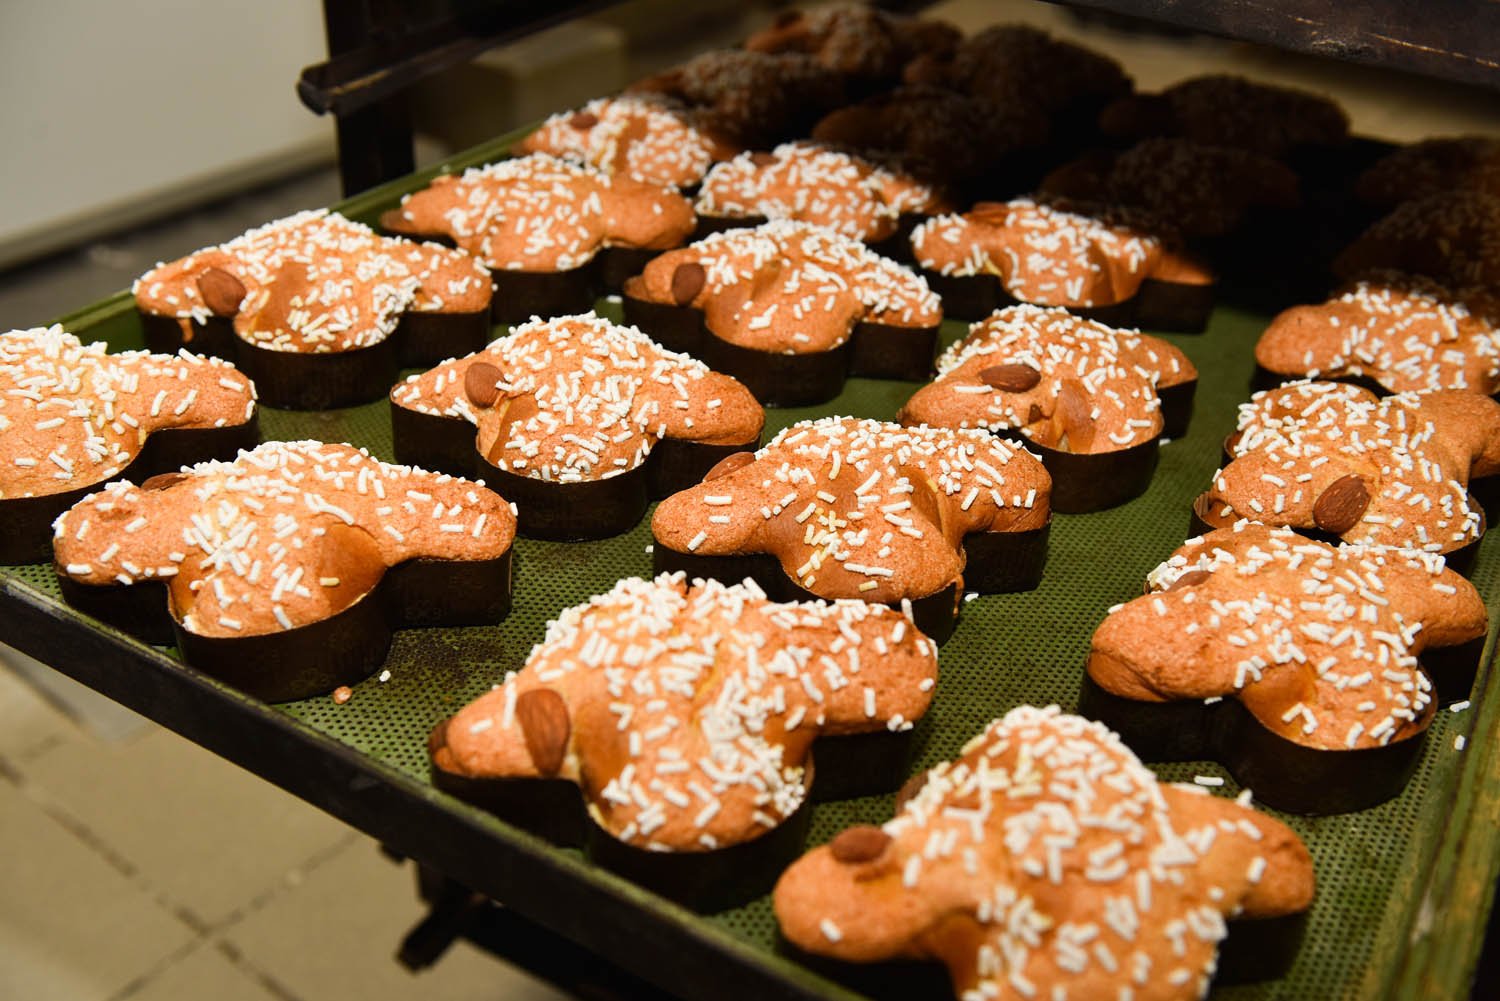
<box><xmin>0</xmin><ymin>0</ymin><xmax>335</xmax><ymax>269</ymax></box>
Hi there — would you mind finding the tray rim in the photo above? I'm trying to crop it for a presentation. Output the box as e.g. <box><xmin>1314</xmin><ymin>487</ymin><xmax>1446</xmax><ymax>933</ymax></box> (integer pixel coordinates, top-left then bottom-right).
<box><xmin>9</xmin><ymin>120</ymin><xmax>1500</xmax><ymax>1001</ymax></box>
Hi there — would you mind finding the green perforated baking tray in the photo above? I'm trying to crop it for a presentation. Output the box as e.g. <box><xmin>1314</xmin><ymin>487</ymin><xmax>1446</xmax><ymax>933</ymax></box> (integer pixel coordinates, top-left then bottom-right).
<box><xmin>4</xmin><ymin>127</ymin><xmax>1499</xmax><ymax>1001</ymax></box>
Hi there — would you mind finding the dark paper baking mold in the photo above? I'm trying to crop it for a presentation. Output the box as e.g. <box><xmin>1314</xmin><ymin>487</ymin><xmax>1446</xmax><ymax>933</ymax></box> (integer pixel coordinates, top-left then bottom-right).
<box><xmin>620</xmin><ymin>294</ymin><xmax>939</xmax><ymax>408</ymax></box>
<box><xmin>920</xmin><ymin>269</ymin><xmax>1215</xmax><ymax>333</ymax></box>
<box><xmin>652</xmin><ymin>518</ymin><xmax>1050</xmax><ymax>646</ymax></box>
<box><xmin>986</xmin><ymin>375</ymin><xmax>1199</xmax><ymax>513</ymax></box>
<box><xmin>139</xmin><ymin>310</ymin><xmax>490</xmax><ymax>410</ymax></box>
<box><xmin>429</xmin><ymin>744</ymin><xmax>816</xmax><ymax>912</ymax></box>
<box><xmin>776</xmin><ymin>902</ymin><xmax>1305</xmax><ymax>999</ymax></box>
<box><xmin>391</xmin><ymin>403</ymin><xmax>759</xmax><ymax>541</ymax></box>
<box><xmin>57</xmin><ymin>550</ymin><xmax>513</xmax><ymax>703</ymax></box>
<box><xmin>2</xmin><ymin>416</ymin><xmax>260</xmax><ymax>566</ymax></box>
<box><xmin>1076</xmin><ymin>670</ymin><xmax>1438</xmax><ymax>814</ymax></box>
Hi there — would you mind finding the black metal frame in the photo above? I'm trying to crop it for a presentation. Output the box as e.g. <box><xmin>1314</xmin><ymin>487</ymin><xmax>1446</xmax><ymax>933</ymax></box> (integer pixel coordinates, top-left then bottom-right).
<box><xmin>0</xmin><ymin>576</ymin><xmax>859</xmax><ymax>1001</ymax></box>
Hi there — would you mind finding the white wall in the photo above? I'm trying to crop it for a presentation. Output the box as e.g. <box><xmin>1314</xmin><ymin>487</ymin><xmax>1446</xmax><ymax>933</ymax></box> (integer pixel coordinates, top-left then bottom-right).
<box><xmin>0</xmin><ymin>0</ymin><xmax>335</xmax><ymax>268</ymax></box>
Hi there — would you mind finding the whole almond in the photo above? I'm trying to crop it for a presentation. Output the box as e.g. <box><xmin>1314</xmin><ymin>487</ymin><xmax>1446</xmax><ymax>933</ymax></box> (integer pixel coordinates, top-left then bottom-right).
<box><xmin>894</xmin><ymin>770</ymin><xmax>930</xmax><ymax>811</ymax></box>
<box><xmin>1313</xmin><ymin>474</ymin><xmax>1370</xmax><ymax>533</ymax></box>
<box><xmin>704</xmin><ymin>451</ymin><xmax>755</xmax><ymax>481</ymax></box>
<box><xmin>978</xmin><ymin>363</ymin><xmax>1041</xmax><ymax>392</ymax></box>
<box><xmin>569</xmin><ymin>111</ymin><xmax>599</xmax><ymax>130</ymax></box>
<box><xmin>516</xmin><ymin>688</ymin><xmax>570</xmax><ymax>776</ymax></box>
<box><xmin>141</xmin><ymin>471</ymin><xmax>189</xmax><ymax>492</ymax></box>
<box><xmin>464</xmin><ymin>362</ymin><xmax>504</xmax><ymax>408</ymax></box>
<box><xmin>671</xmin><ymin>261</ymin><xmax>706</xmax><ymax>305</ymax></box>
<box><xmin>1167</xmin><ymin>569</ymin><xmax>1212</xmax><ymax>592</ymax></box>
<box><xmin>829</xmin><ymin>825</ymin><xmax>891</xmax><ymax>864</ymax></box>
<box><xmin>750</xmin><ymin>152</ymin><xmax>778</xmax><ymax>167</ymax></box>
<box><xmin>198</xmin><ymin>267</ymin><xmax>246</xmax><ymax>316</ymax></box>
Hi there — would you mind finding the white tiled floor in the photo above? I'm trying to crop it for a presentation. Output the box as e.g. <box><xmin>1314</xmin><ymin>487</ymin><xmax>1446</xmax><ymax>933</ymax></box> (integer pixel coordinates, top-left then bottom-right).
<box><xmin>0</xmin><ymin>652</ymin><xmax>571</xmax><ymax>1001</ymax></box>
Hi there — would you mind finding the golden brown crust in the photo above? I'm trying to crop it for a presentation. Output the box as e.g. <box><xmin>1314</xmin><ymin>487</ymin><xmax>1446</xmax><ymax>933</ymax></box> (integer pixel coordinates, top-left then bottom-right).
<box><xmin>52</xmin><ymin>441</ymin><xmax>515</xmax><ymax>638</ymax></box>
<box><xmin>651</xmin><ymin>417</ymin><xmax>1050</xmax><ymax>604</ymax></box>
<box><xmin>774</xmin><ymin>705</ymin><xmax>1314</xmax><ymax>998</ymax></box>
<box><xmin>911</xmin><ymin>199</ymin><xmax>1211</xmax><ymax>309</ymax></box>
<box><xmin>516</xmin><ymin>94</ymin><xmax>740</xmax><ymax>189</ymax></box>
<box><xmin>429</xmin><ymin>573</ymin><xmax>939</xmax><ymax>851</ymax></box>
<box><xmin>381</xmin><ymin>153</ymin><xmax>695</xmax><ymax>274</ymax></box>
<box><xmin>899</xmin><ymin>305</ymin><xmax>1195</xmax><ymax>453</ymax></box>
<box><xmin>0</xmin><ymin>326</ymin><xmax>257</xmax><ymax>500</ymax></box>
<box><xmin>1205</xmin><ymin>381</ymin><xmax>1500</xmax><ymax>553</ymax></box>
<box><xmin>390</xmin><ymin>313</ymin><xmax>763</xmax><ymax>480</ymax></box>
<box><xmin>134</xmin><ymin>210</ymin><xmax>491</xmax><ymax>354</ymax></box>
<box><xmin>695</xmin><ymin>142</ymin><xmax>949</xmax><ymax>241</ymax></box>
<box><xmin>1255</xmin><ymin>275</ymin><xmax>1500</xmax><ymax>394</ymax></box>
<box><xmin>1089</xmin><ymin>523</ymin><xmax>1484</xmax><ymax>750</ymax></box>
<box><xmin>625</xmin><ymin>219</ymin><xmax>940</xmax><ymax>354</ymax></box>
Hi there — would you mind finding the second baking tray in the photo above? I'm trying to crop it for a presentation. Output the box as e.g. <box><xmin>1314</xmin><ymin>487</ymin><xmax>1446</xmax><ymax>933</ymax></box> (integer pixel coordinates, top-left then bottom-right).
<box><xmin>4</xmin><ymin>126</ymin><xmax>1500</xmax><ymax>1000</ymax></box>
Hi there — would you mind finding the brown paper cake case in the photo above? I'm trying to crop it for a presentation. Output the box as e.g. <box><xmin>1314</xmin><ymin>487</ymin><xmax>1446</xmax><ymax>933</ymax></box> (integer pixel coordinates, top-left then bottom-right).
<box><xmin>427</xmin><ymin>573</ymin><xmax>939</xmax><ymax>910</ymax></box>
<box><xmin>1082</xmin><ymin>523</ymin><xmax>1487</xmax><ymax>813</ymax></box>
<box><xmin>390</xmin><ymin>313</ymin><xmax>763</xmax><ymax>541</ymax></box>
<box><xmin>650</xmin><ymin>417</ymin><xmax>1052</xmax><ymax>645</ymax></box>
<box><xmin>898</xmin><ymin>304</ymin><xmax>1198</xmax><ymax>513</ymax></box>
<box><xmin>378</xmin><ymin>152</ymin><xmax>697</xmax><ymax>325</ymax></box>
<box><xmin>910</xmin><ymin>198</ymin><xmax>1215</xmax><ymax>331</ymax></box>
<box><xmin>51</xmin><ymin>441</ymin><xmax>516</xmax><ymax>702</ymax></box>
<box><xmin>773</xmin><ymin>705</ymin><xmax>1316</xmax><ymax>1000</ymax></box>
<box><xmin>134</xmin><ymin>210</ymin><xmax>492</xmax><ymax>410</ymax></box>
<box><xmin>621</xmin><ymin>219</ymin><xmax>942</xmax><ymax>408</ymax></box>
<box><xmin>1</xmin><ymin>326</ymin><xmax>259</xmax><ymax>565</ymax></box>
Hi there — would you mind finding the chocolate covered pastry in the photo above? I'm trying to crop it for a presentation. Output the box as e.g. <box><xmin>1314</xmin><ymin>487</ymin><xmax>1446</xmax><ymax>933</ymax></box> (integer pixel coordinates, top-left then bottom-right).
<box><xmin>429</xmin><ymin>573</ymin><xmax>938</xmax><ymax>852</ymax></box>
<box><xmin>380</xmin><ymin>153</ymin><xmax>696</xmax><ymax>321</ymax></box>
<box><xmin>135</xmin><ymin>209</ymin><xmax>492</xmax><ymax>408</ymax></box>
<box><xmin>810</xmin><ymin>84</ymin><xmax>1049</xmax><ymax>195</ymax></box>
<box><xmin>517</xmin><ymin>94</ymin><xmax>740</xmax><ymax>190</ymax></box>
<box><xmin>1255</xmin><ymin>275</ymin><xmax>1500</xmax><ymax>394</ymax></box>
<box><xmin>1198</xmin><ymin>381</ymin><xmax>1500</xmax><ymax>557</ymax></box>
<box><xmin>1099</xmin><ymin>74</ymin><xmax>1348</xmax><ymax>160</ymax></box>
<box><xmin>1334</xmin><ymin>189</ymin><xmax>1500</xmax><ymax>289</ymax></box>
<box><xmin>743</xmin><ymin>3</ymin><xmax>960</xmax><ymax>90</ymax></box>
<box><xmin>904</xmin><ymin>24</ymin><xmax>1131</xmax><ymax>123</ymax></box>
<box><xmin>1</xmin><ymin>325</ymin><xmax>258</xmax><ymax>563</ymax></box>
<box><xmin>628</xmin><ymin>49</ymin><xmax>846</xmax><ymax>148</ymax></box>
<box><xmin>898</xmin><ymin>305</ymin><xmax>1197</xmax><ymax>510</ymax></box>
<box><xmin>390</xmin><ymin>312</ymin><xmax>763</xmax><ymax>539</ymax></box>
<box><xmin>52</xmin><ymin>440</ymin><xmax>516</xmax><ymax>700</ymax></box>
<box><xmin>775</xmin><ymin>704</ymin><xmax>1315</xmax><ymax>1001</ymax></box>
<box><xmin>1355</xmin><ymin>135</ymin><xmax>1500</xmax><ymax>209</ymax></box>
<box><xmin>623</xmin><ymin>219</ymin><xmax>942</xmax><ymax>405</ymax></box>
<box><xmin>1040</xmin><ymin>138</ymin><xmax>1301</xmax><ymax>239</ymax></box>
<box><xmin>651</xmin><ymin>417</ymin><xmax>1051</xmax><ymax>641</ymax></box>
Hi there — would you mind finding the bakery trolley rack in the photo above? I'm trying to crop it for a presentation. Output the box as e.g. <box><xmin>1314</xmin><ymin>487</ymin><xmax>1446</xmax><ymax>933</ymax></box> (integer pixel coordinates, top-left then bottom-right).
<box><xmin>6</xmin><ymin>2</ymin><xmax>1500</xmax><ymax>1000</ymax></box>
